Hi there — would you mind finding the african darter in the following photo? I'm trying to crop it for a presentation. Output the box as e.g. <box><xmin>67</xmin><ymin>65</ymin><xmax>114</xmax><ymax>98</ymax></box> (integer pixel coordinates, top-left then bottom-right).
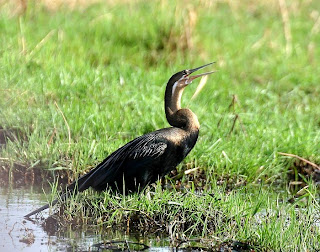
<box><xmin>25</xmin><ymin>62</ymin><xmax>214</xmax><ymax>218</ymax></box>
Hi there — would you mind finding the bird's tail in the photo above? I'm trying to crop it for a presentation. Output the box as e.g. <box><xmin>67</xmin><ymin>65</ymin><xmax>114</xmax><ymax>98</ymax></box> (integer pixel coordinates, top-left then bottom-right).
<box><xmin>24</xmin><ymin>199</ymin><xmax>59</xmax><ymax>218</ymax></box>
<box><xmin>24</xmin><ymin>169</ymin><xmax>95</xmax><ymax>218</ymax></box>
<box><xmin>24</xmin><ymin>190</ymin><xmax>72</xmax><ymax>218</ymax></box>
<box><xmin>24</xmin><ymin>186</ymin><xmax>78</xmax><ymax>218</ymax></box>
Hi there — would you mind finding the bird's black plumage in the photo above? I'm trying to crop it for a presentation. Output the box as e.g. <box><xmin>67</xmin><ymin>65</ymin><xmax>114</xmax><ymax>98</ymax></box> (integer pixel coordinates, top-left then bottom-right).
<box><xmin>68</xmin><ymin>127</ymin><xmax>198</xmax><ymax>193</ymax></box>
<box><xmin>25</xmin><ymin>62</ymin><xmax>214</xmax><ymax>218</ymax></box>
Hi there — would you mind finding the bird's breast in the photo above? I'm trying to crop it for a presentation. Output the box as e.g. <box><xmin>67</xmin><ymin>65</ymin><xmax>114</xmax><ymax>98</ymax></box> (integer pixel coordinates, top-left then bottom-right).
<box><xmin>161</xmin><ymin>127</ymin><xmax>199</xmax><ymax>158</ymax></box>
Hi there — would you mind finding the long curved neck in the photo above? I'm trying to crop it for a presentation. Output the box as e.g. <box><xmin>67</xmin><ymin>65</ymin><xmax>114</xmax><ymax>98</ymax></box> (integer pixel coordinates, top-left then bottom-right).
<box><xmin>164</xmin><ymin>82</ymin><xmax>200</xmax><ymax>131</ymax></box>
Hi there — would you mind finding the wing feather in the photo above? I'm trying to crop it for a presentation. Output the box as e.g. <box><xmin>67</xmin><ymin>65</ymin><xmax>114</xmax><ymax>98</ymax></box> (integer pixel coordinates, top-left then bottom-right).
<box><xmin>75</xmin><ymin>133</ymin><xmax>168</xmax><ymax>192</ymax></box>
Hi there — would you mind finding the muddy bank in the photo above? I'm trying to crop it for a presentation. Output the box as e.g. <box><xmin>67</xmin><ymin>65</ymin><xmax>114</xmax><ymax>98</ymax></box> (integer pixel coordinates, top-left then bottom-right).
<box><xmin>0</xmin><ymin>125</ymin><xmax>70</xmax><ymax>188</ymax></box>
<box><xmin>0</xmin><ymin>126</ymin><xmax>26</xmax><ymax>147</ymax></box>
<box><xmin>0</xmin><ymin>162</ymin><xmax>70</xmax><ymax>188</ymax></box>
<box><xmin>0</xmin><ymin>186</ymin><xmax>257</xmax><ymax>251</ymax></box>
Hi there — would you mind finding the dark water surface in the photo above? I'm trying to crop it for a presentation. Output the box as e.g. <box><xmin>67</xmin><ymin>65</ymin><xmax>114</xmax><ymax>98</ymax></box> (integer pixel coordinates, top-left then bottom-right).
<box><xmin>0</xmin><ymin>187</ymin><xmax>172</xmax><ymax>252</ymax></box>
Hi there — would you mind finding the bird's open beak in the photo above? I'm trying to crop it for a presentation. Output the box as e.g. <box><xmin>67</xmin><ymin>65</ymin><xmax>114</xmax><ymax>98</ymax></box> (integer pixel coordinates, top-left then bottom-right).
<box><xmin>187</xmin><ymin>62</ymin><xmax>215</xmax><ymax>81</ymax></box>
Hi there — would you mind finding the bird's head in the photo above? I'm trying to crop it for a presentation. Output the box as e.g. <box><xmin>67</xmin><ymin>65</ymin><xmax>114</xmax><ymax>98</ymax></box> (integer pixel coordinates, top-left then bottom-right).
<box><xmin>165</xmin><ymin>62</ymin><xmax>215</xmax><ymax>119</ymax></box>
<box><xmin>168</xmin><ymin>62</ymin><xmax>215</xmax><ymax>96</ymax></box>
<box><xmin>165</xmin><ymin>62</ymin><xmax>215</xmax><ymax>128</ymax></box>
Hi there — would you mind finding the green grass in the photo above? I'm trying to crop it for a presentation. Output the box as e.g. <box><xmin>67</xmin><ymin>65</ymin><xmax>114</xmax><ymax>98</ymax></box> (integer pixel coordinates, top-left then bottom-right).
<box><xmin>1</xmin><ymin>0</ymin><xmax>320</xmax><ymax>250</ymax></box>
<box><xmin>50</xmin><ymin>181</ymin><xmax>320</xmax><ymax>250</ymax></box>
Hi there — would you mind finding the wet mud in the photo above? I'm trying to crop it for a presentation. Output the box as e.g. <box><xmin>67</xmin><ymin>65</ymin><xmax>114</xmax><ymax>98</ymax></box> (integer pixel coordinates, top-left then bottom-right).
<box><xmin>0</xmin><ymin>126</ymin><xmax>26</xmax><ymax>147</ymax></box>
<box><xmin>288</xmin><ymin>159</ymin><xmax>320</xmax><ymax>187</ymax></box>
<box><xmin>0</xmin><ymin>125</ymin><xmax>70</xmax><ymax>188</ymax></box>
<box><xmin>0</xmin><ymin>162</ymin><xmax>70</xmax><ymax>188</ymax></box>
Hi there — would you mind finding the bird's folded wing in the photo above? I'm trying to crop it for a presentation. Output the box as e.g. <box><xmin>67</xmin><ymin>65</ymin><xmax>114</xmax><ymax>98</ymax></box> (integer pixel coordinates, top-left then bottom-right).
<box><xmin>74</xmin><ymin>133</ymin><xmax>168</xmax><ymax>191</ymax></box>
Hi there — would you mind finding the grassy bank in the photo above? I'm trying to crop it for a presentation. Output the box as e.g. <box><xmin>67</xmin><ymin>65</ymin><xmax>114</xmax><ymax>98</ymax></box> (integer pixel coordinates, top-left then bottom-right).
<box><xmin>1</xmin><ymin>0</ymin><xmax>320</xmax><ymax>250</ymax></box>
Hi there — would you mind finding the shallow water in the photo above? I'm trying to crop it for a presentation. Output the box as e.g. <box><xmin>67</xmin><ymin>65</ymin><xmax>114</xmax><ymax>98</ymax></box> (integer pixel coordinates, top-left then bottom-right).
<box><xmin>0</xmin><ymin>186</ymin><xmax>173</xmax><ymax>252</ymax></box>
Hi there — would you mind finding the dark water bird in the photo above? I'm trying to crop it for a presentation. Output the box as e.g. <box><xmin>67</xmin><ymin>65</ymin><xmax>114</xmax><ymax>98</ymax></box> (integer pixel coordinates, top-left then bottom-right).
<box><xmin>25</xmin><ymin>62</ymin><xmax>215</xmax><ymax>218</ymax></box>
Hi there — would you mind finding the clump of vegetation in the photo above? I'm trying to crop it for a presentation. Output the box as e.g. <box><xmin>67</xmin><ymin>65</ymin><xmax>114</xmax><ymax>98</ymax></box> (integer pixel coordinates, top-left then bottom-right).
<box><xmin>44</xmin><ymin>182</ymin><xmax>320</xmax><ymax>250</ymax></box>
<box><xmin>1</xmin><ymin>0</ymin><xmax>320</xmax><ymax>250</ymax></box>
